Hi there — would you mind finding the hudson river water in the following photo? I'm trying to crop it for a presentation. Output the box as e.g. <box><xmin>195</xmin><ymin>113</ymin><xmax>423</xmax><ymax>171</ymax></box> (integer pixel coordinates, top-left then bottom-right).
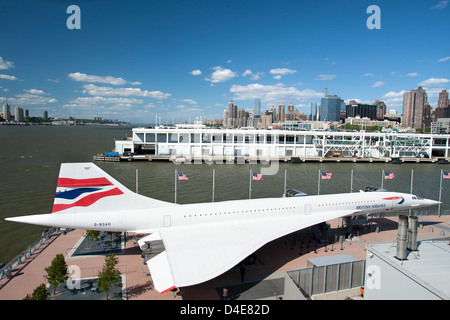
<box><xmin>0</xmin><ymin>125</ymin><xmax>449</xmax><ymax>264</ymax></box>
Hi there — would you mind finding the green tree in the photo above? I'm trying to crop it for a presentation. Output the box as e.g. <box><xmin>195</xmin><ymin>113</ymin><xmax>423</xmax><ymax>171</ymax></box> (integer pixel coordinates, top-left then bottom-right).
<box><xmin>95</xmin><ymin>254</ymin><xmax>121</xmax><ymax>300</ymax></box>
<box><xmin>23</xmin><ymin>283</ymin><xmax>49</xmax><ymax>300</ymax></box>
<box><xmin>44</xmin><ymin>253</ymin><xmax>68</xmax><ymax>295</ymax></box>
<box><xmin>84</xmin><ymin>230</ymin><xmax>101</xmax><ymax>249</ymax></box>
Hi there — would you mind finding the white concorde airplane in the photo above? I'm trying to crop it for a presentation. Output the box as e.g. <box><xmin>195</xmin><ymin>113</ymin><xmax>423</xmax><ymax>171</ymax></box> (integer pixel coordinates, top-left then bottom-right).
<box><xmin>5</xmin><ymin>163</ymin><xmax>440</xmax><ymax>293</ymax></box>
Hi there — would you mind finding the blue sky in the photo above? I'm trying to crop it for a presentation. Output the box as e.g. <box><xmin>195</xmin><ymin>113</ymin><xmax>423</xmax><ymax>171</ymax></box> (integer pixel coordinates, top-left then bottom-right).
<box><xmin>0</xmin><ymin>0</ymin><xmax>449</xmax><ymax>124</ymax></box>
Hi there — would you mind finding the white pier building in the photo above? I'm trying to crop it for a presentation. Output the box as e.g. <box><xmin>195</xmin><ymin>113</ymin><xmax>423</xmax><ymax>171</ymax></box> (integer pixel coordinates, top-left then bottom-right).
<box><xmin>114</xmin><ymin>127</ymin><xmax>450</xmax><ymax>162</ymax></box>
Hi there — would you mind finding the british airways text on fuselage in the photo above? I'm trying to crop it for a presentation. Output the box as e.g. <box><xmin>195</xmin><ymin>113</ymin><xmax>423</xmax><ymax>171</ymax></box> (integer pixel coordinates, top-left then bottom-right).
<box><xmin>356</xmin><ymin>203</ymin><xmax>387</xmax><ymax>210</ymax></box>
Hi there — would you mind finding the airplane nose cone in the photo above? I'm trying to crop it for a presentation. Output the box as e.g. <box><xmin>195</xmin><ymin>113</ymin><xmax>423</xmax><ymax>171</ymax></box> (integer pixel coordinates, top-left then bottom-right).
<box><xmin>426</xmin><ymin>199</ymin><xmax>441</xmax><ymax>206</ymax></box>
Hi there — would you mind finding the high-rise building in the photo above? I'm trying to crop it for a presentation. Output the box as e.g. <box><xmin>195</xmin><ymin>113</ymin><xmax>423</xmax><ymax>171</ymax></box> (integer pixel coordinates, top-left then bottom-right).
<box><xmin>254</xmin><ymin>98</ymin><xmax>261</xmax><ymax>117</ymax></box>
<box><xmin>43</xmin><ymin>110</ymin><xmax>48</xmax><ymax>120</ymax></box>
<box><xmin>2</xmin><ymin>103</ymin><xmax>11</xmax><ymax>121</ymax></box>
<box><xmin>278</xmin><ymin>102</ymin><xmax>285</xmax><ymax>122</ymax></box>
<box><xmin>320</xmin><ymin>89</ymin><xmax>343</xmax><ymax>121</ymax></box>
<box><xmin>286</xmin><ymin>102</ymin><xmax>295</xmax><ymax>120</ymax></box>
<box><xmin>14</xmin><ymin>106</ymin><xmax>24</xmax><ymax>122</ymax></box>
<box><xmin>226</xmin><ymin>101</ymin><xmax>237</xmax><ymax>128</ymax></box>
<box><xmin>437</xmin><ymin>90</ymin><xmax>449</xmax><ymax>109</ymax></box>
<box><xmin>436</xmin><ymin>90</ymin><xmax>449</xmax><ymax>120</ymax></box>
<box><xmin>346</xmin><ymin>100</ymin><xmax>378</xmax><ymax>120</ymax></box>
<box><xmin>310</xmin><ymin>102</ymin><xmax>318</xmax><ymax>121</ymax></box>
<box><xmin>424</xmin><ymin>103</ymin><xmax>432</xmax><ymax>127</ymax></box>
<box><xmin>402</xmin><ymin>87</ymin><xmax>428</xmax><ymax>129</ymax></box>
<box><xmin>373</xmin><ymin>100</ymin><xmax>387</xmax><ymax>120</ymax></box>
<box><xmin>253</xmin><ymin>98</ymin><xmax>261</xmax><ymax>127</ymax></box>
<box><xmin>237</xmin><ymin>108</ymin><xmax>246</xmax><ymax>127</ymax></box>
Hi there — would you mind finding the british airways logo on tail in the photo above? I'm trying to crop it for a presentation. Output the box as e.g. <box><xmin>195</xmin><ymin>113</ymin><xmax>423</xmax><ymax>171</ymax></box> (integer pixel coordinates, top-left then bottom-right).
<box><xmin>382</xmin><ymin>196</ymin><xmax>405</xmax><ymax>204</ymax></box>
<box><xmin>52</xmin><ymin>177</ymin><xmax>123</xmax><ymax>213</ymax></box>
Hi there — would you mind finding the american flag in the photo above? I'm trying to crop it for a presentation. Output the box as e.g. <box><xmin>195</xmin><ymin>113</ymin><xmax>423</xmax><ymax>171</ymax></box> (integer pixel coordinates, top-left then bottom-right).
<box><xmin>384</xmin><ymin>172</ymin><xmax>395</xmax><ymax>180</ymax></box>
<box><xmin>252</xmin><ymin>172</ymin><xmax>263</xmax><ymax>181</ymax></box>
<box><xmin>178</xmin><ymin>172</ymin><xmax>188</xmax><ymax>180</ymax></box>
<box><xmin>443</xmin><ymin>172</ymin><xmax>450</xmax><ymax>180</ymax></box>
<box><xmin>321</xmin><ymin>172</ymin><xmax>332</xmax><ymax>180</ymax></box>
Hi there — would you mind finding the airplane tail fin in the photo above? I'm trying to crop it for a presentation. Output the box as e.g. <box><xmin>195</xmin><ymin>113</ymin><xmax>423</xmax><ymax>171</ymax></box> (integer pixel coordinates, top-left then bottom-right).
<box><xmin>52</xmin><ymin>162</ymin><xmax>174</xmax><ymax>214</ymax></box>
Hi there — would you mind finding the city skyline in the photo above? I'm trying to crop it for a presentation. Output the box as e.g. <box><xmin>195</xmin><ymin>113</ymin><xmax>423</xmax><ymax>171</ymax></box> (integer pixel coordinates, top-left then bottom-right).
<box><xmin>0</xmin><ymin>0</ymin><xmax>449</xmax><ymax>124</ymax></box>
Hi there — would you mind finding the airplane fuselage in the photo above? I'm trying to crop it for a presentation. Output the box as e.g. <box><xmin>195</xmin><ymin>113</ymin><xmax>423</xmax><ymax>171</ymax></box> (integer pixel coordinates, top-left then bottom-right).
<box><xmin>9</xmin><ymin>191</ymin><xmax>435</xmax><ymax>234</ymax></box>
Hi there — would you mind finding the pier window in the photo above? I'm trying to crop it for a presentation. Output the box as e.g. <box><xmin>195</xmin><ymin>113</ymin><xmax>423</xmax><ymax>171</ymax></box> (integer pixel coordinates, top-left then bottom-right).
<box><xmin>168</xmin><ymin>133</ymin><xmax>178</xmax><ymax>143</ymax></box>
<box><xmin>286</xmin><ymin>135</ymin><xmax>295</xmax><ymax>144</ymax></box>
<box><xmin>223</xmin><ymin>133</ymin><xmax>232</xmax><ymax>144</ymax></box>
<box><xmin>278</xmin><ymin>135</ymin><xmax>285</xmax><ymax>144</ymax></box>
<box><xmin>202</xmin><ymin>133</ymin><xmax>211</xmax><ymax>143</ymax></box>
<box><xmin>296</xmin><ymin>135</ymin><xmax>305</xmax><ymax>144</ymax></box>
<box><xmin>234</xmin><ymin>134</ymin><xmax>243</xmax><ymax>143</ymax></box>
<box><xmin>157</xmin><ymin>133</ymin><xmax>167</xmax><ymax>143</ymax></box>
<box><xmin>245</xmin><ymin>134</ymin><xmax>254</xmax><ymax>144</ymax></box>
<box><xmin>266</xmin><ymin>134</ymin><xmax>273</xmax><ymax>144</ymax></box>
<box><xmin>191</xmin><ymin>133</ymin><xmax>201</xmax><ymax>143</ymax></box>
<box><xmin>212</xmin><ymin>134</ymin><xmax>222</xmax><ymax>143</ymax></box>
<box><xmin>179</xmin><ymin>133</ymin><xmax>189</xmax><ymax>143</ymax></box>
<box><xmin>256</xmin><ymin>134</ymin><xmax>264</xmax><ymax>144</ymax></box>
<box><xmin>145</xmin><ymin>133</ymin><xmax>155</xmax><ymax>143</ymax></box>
<box><xmin>135</xmin><ymin>132</ymin><xmax>145</xmax><ymax>143</ymax></box>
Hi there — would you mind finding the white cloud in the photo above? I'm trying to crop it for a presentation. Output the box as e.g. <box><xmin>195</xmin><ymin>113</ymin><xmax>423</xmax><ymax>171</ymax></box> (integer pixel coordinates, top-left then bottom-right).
<box><xmin>205</xmin><ymin>66</ymin><xmax>237</xmax><ymax>83</ymax></box>
<box><xmin>418</xmin><ymin>78</ymin><xmax>450</xmax><ymax>86</ymax></box>
<box><xmin>406</xmin><ymin>73</ymin><xmax>419</xmax><ymax>77</ymax></box>
<box><xmin>3</xmin><ymin>93</ymin><xmax>57</xmax><ymax>105</ymax></box>
<box><xmin>180</xmin><ymin>98</ymin><xmax>197</xmax><ymax>105</ymax></box>
<box><xmin>431</xmin><ymin>1</ymin><xmax>448</xmax><ymax>9</ymax></box>
<box><xmin>269</xmin><ymin>68</ymin><xmax>297</xmax><ymax>79</ymax></box>
<box><xmin>190</xmin><ymin>69</ymin><xmax>202</xmax><ymax>76</ymax></box>
<box><xmin>382</xmin><ymin>90</ymin><xmax>406</xmax><ymax>99</ymax></box>
<box><xmin>68</xmin><ymin>72</ymin><xmax>140</xmax><ymax>86</ymax></box>
<box><xmin>230</xmin><ymin>83</ymin><xmax>323</xmax><ymax>103</ymax></box>
<box><xmin>364</xmin><ymin>73</ymin><xmax>374</xmax><ymax>77</ymax></box>
<box><xmin>24</xmin><ymin>89</ymin><xmax>47</xmax><ymax>95</ymax></box>
<box><xmin>0</xmin><ymin>57</ymin><xmax>14</xmax><ymax>70</ymax></box>
<box><xmin>438</xmin><ymin>56</ymin><xmax>450</xmax><ymax>62</ymax></box>
<box><xmin>81</xmin><ymin>84</ymin><xmax>171</xmax><ymax>99</ymax></box>
<box><xmin>244</xmin><ymin>70</ymin><xmax>264</xmax><ymax>81</ymax></box>
<box><xmin>242</xmin><ymin>69</ymin><xmax>252</xmax><ymax>77</ymax></box>
<box><xmin>65</xmin><ymin>96</ymin><xmax>144</xmax><ymax>109</ymax></box>
<box><xmin>315</xmin><ymin>74</ymin><xmax>336</xmax><ymax>80</ymax></box>
<box><xmin>0</xmin><ymin>74</ymin><xmax>18</xmax><ymax>81</ymax></box>
<box><xmin>371</xmin><ymin>81</ymin><xmax>385</xmax><ymax>88</ymax></box>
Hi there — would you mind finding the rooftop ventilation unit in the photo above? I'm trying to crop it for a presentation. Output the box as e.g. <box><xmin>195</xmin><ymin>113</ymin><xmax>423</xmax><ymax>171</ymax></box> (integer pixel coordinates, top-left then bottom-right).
<box><xmin>284</xmin><ymin>189</ymin><xmax>308</xmax><ymax>198</ymax></box>
<box><xmin>364</xmin><ymin>186</ymin><xmax>387</xmax><ymax>192</ymax></box>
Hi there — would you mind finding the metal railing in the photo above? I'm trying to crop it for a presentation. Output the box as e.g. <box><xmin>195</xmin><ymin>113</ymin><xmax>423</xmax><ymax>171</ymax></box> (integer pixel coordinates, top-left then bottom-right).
<box><xmin>0</xmin><ymin>228</ymin><xmax>61</xmax><ymax>281</ymax></box>
<box><xmin>287</xmin><ymin>260</ymin><xmax>366</xmax><ymax>298</ymax></box>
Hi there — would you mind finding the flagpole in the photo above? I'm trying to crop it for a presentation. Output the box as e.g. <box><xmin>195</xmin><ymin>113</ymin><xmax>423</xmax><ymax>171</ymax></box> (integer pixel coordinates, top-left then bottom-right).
<box><xmin>438</xmin><ymin>169</ymin><xmax>443</xmax><ymax>217</ymax></box>
<box><xmin>136</xmin><ymin>169</ymin><xmax>139</xmax><ymax>194</ymax></box>
<box><xmin>317</xmin><ymin>170</ymin><xmax>320</xmax><ymax>195</ymax></box>
<box><xmin>284</xmin><ymin>169</ymin><xmax>287</xmax><ymax>197</ymax></box>
<box><xmin>212</xmin><ymin>169</ymin><xmax>215</xmax><ymax>203</ymax></box>
<box><xmin>381</xmin><ymin>169</ymin><xmax>384</xmax><ymax>189</ymax></box>
<box><xmin>409</xmin><ymin>169</ymin><xmax>414</xmax><ymax>216</ymax></box>
<box><xmin>175</xmin><ymin>169</ymin><xmax>177</xmax><ymax>204</ymax></box>
<box><xmin>350</xmin><ymin>169</ymin><xmax>354</xmax><ymax>193</ymax></box>
<box><xmin>249</xmin><ymin>169</ymin><xmax>252</xmax><ymax>199</ymax></box>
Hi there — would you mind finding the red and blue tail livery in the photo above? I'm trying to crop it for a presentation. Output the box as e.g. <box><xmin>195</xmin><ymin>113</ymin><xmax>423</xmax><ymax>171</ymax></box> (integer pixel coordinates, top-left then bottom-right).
<box><xmin>51</xmin><ymin>163</ymin><xmax>175</xmax><ymax>214</ymax></box>
<box><xmin>53</xmin><ymin>177</ymin><xmax>124</xmax><ymax>213</ymax></box>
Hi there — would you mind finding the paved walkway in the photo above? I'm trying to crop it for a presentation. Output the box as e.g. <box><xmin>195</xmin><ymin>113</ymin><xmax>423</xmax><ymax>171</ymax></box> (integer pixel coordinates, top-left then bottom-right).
<box><xmin>1</xmin><ymin>214</ymin><xmax>449</xmax><ymax>300</ymax></box>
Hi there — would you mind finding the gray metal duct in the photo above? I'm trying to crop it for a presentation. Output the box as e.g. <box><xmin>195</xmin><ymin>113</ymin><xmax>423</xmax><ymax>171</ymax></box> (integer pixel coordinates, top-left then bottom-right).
<box><xmin>396</xmin><ymin>215</ymin><xmax>408</xmax><ymax>260</ymax></box>
<box><xmin>407</xmin><ymin>216</ymin><xmax>418</xmax><ymax>251</ymax></box>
